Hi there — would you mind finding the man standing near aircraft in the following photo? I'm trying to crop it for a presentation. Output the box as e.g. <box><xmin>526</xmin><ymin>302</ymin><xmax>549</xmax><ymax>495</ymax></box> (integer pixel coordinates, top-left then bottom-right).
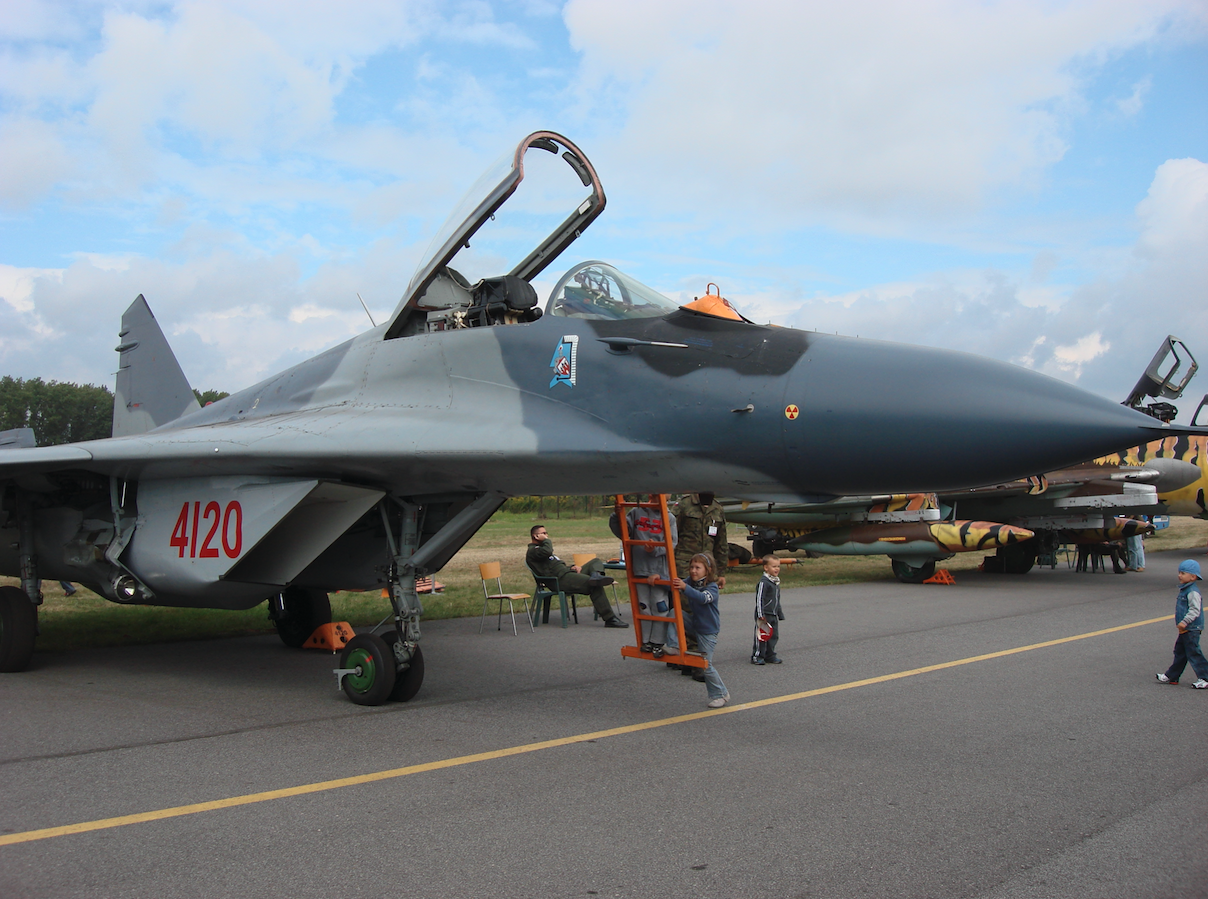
<box><xmin>674</xmin><ymin>493</ymin><xmax>729</xmax><ymax>590</ymax></box>
<box><xmin>527</xmin><ymin>525</ymin><xmax>629</xmax><ymax>627</ymax></box>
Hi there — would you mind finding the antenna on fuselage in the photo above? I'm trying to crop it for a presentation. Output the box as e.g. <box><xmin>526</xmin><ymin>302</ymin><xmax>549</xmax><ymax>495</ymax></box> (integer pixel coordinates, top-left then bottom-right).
<box><xmin>356</xmin><ymin>293</ymin><xmax>377</xmax><ymax>328</ymax></box>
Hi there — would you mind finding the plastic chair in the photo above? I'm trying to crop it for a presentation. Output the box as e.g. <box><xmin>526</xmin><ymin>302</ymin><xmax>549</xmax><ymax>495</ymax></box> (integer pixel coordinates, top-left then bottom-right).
<box><xmin>573</xmin><ymin>552</ymin><xmax>616</xmax><ymax>620</ymax></box>
<box><xmin>526</xmin><ymin>563</ymin><xmax>578</xmax><ymax>628</ymax></box>
<box><xmin>478</xmin><ymin>561</ymin><xmax>533</xmax><ymax>635</ymax></box>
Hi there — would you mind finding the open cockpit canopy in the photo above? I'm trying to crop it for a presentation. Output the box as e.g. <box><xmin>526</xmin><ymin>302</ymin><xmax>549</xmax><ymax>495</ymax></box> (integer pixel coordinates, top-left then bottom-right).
<box><xmin>385</xmin><ymin>132</ymin><xmax>605</xmax><ymax>339</ymax></box>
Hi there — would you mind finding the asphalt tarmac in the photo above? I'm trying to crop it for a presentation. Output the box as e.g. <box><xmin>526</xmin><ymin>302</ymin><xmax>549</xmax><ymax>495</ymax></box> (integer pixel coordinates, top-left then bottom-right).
<box><xmin>2</xmin><ymin>549</ymin><xmax>1207</xmax><ymax>899</ymax></box>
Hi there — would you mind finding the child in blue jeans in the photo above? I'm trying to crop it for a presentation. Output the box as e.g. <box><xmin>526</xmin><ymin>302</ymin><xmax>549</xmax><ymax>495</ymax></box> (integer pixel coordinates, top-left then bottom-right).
<box><xmin>1156</xmin><ymin>559</ymin><xmax>1208</xmax><ymax>689</ymax></box>
<box><xmin>672</xmin><ymin>552</ymin><xmax>729</xmax><ymax>708</ymax></box>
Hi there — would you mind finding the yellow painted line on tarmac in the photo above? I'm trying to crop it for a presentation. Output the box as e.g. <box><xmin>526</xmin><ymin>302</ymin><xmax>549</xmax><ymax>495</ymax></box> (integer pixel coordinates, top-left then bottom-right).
<box><xmin>0</xmin><ymin>615</ymin><xmax>1167</xmax><ymax>847</ymax></box>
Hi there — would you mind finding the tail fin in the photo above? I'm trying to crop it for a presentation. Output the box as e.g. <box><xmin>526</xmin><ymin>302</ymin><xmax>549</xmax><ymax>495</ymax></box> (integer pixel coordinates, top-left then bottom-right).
<box><xmin>113</xmin><ymin>295</ymin><xmax>201</xmax><ymax>437</ymax></box>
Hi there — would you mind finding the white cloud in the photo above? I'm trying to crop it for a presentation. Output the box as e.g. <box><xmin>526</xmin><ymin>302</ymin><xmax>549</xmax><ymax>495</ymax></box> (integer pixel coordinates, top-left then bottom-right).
<box><xmin>0</xmin><ymin>119</ymin><xmax>72</xmax><ymax>210</ymax></box>
<box><xmin>736</xmin><ymin>157</ymin><xmax>1207</xmax><ymax>404</ymax></box>
<box><xmin>1051</xmin><ymin>331</ymin><xmax>1111</xmax><ymax>376</ymax></box>
<box><xmin>564</xmin><ymin>0</ymin><xmax>1204</xmax><ymax>234</ymax></box>
<box><xmin>1135</xmin><ymin>157</ymin><xmax>1208</xmax><ymax>257</ymax></box>
<box><xmin>0</xmin><ymin>229</ymin><xmax>429</xmax><ymax>391</ymax></box>
<box><xmin>0</xmin><ymin>263</ymin><xmax>62</xmax><ymax>313</ymax></box>
<box><xmin>0</xmin><ymin>0</ymin><xmax>536</xmax><ymax>218</ymax></box>
<box><xmin>1116</xmin><ymin>74</ymin><xmax>1153</xmax><ymax>116</ymax></box>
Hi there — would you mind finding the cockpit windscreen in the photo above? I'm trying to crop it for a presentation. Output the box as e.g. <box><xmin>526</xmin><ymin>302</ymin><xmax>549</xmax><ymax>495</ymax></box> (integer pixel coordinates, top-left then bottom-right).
<box><xmin>547</xmin><ymin>261</ymin><xmax>681</xmax><ymax>320</ymax></box>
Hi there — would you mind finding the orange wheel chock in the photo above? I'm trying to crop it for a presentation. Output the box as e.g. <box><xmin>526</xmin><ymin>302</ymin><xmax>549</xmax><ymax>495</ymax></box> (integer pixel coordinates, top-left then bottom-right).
<box><xmin>302</xmin><ymin>621</ymin><xmax>356</xmax><ymax>652</ymax></box>
<box><xmin>922</xmin><ymin>569</ymin><xmax>956</xmax><ymax>585</ymax></box>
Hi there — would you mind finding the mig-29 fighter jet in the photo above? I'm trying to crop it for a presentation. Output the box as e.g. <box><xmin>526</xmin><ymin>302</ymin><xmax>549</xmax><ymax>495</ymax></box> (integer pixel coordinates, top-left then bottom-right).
<box><xmin>0</xmin><ymin>132</ymin><xmax>1198</xmax><ymax>705</ymax></box>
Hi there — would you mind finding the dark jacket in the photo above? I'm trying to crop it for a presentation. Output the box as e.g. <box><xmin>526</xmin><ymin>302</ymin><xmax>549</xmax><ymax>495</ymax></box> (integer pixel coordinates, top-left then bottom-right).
<box><xmin>681</xmin><ymin>579</ymin><xmax>720</xmax><ymax>635</ymax></box>
<box><xmin>526</xmin><ymin>539</ymin><xmax>573</xmax><ymax>580</ymax></box>
<box><xmin>755</xmin><ymin>575</ymin><xmax>783</xmax><ymax>620</ymax></box>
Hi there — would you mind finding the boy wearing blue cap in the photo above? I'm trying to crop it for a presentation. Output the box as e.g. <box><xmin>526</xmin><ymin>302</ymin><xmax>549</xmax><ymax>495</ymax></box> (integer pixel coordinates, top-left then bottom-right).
<box><xmin>1155</xmin><ymin>559</ymin><xmax>1208</xmax><ymax>689</ymax></box>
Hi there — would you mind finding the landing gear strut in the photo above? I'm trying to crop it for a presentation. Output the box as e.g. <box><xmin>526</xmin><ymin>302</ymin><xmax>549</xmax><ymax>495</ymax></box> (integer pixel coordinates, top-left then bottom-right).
<box><xmin>334</xmin><ymin>493</ymin><xmax>504</xmax><ymax>705</ymax></box>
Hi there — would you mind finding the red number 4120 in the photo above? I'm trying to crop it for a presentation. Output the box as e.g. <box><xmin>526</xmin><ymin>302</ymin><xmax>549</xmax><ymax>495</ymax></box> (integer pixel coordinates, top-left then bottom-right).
<box><xmin>170</xmin><ymin>500</ymin><xmax>243</xmax><ymax>559</ymax></box>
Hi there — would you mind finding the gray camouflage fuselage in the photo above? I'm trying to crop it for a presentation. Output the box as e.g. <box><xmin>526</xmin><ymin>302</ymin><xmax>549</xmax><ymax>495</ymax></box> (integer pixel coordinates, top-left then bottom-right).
<box><xmin>0</xmin><ymin>302</ymin><xmax>1173</xmax><ymax>608</ymax></box>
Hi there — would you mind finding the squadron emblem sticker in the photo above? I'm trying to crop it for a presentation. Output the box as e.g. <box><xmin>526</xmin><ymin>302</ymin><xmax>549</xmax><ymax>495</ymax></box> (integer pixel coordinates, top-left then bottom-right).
<box><xmin>549</xmin><ymin>335</ymin><xmax>579</xmax><ymax>388</ymax></box>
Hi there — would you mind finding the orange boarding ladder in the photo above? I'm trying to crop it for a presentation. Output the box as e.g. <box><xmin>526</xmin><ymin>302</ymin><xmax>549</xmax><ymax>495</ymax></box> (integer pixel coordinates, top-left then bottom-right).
<box><xmin>614</xmin><ymin>494</ymin><xmax>707</xmax><ymax>670</ymax></box>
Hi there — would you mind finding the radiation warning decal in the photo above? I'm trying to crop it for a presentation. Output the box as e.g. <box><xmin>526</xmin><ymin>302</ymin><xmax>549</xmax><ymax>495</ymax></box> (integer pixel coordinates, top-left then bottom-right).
<box><xmin>784</xmin><ymin>404</ymin><xmax>800</xmax><ymax>420</ymax></box>
<box><xmin>549</xmin><ymin>335</ymin><xmax>579</xmax><ymax>388</ymax></box>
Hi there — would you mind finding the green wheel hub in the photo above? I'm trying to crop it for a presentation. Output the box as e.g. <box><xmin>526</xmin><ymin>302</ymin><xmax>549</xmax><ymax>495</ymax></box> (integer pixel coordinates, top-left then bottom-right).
<box><xmin>338</xmin><ymin>633</ymin><xmax>396</xmax><ymax>705</ymax></box>
<box><xmin>343</xmin><ymin>647</ymin><xmax>377</xmax><ymax>693</ymax></box>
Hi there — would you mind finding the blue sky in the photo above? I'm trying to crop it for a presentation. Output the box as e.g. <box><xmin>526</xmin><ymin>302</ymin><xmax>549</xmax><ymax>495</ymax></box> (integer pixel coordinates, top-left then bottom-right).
<box><xmin>1</xmin><ymin>0</ymin><xmax>1205</xmax><ymax>416</ymax></box>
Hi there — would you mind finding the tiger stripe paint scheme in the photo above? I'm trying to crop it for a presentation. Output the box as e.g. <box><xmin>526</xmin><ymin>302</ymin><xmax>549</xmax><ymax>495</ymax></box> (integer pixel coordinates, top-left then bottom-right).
<box><xmin>1095</xmin><ymin>435</ymin><xmax>1208</xmax><ymax>520</ymax></box>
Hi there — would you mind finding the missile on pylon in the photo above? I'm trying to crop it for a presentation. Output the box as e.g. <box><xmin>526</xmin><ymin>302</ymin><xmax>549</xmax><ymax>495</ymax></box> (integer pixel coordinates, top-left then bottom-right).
<box><xmin>789</xmin><ymin>520</ymin><xmax>1034</xmax><ymax>556</ymax></box>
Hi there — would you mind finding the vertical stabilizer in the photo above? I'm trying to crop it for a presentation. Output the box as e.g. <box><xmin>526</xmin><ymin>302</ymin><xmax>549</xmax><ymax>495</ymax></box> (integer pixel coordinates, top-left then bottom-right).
<box><xmin>113</xmin><ymin>295</ymin><xmax>201</xmax><ymax>437</ymax></box>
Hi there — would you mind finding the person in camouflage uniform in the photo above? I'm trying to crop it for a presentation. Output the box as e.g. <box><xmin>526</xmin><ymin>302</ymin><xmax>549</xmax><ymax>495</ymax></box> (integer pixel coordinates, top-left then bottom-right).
<box><xmin>670</xmin><ymin>492</ymin><xmax>728</xmax><ymax>659</ymax></box>
<box><xmin>674</xmin><ymin>493</ymin><xmax>728</xmax><ymax>589</ymax></box>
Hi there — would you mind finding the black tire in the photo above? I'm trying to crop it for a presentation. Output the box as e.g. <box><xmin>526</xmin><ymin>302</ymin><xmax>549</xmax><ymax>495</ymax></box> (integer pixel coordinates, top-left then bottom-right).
<box><xmin>891</xmin><ymin>559</ymin><xmax>936</xmax><ymax>584</ymax></box>
<box><xmin>273</xmin><ymin>587</ymin><xmax>332</xmax><ymax>648</ymax></box>
<box><xmin>999</xmin><ymin>540</ymin><xmax>1037</xmax><ymax>575</ymax></box>
<box><xmin>0</xmin><ymin>585</ymin><xmax>37</xmax><ymax>673</ymax></box>
<box><xmin>339</xmin><ymin>634</ymin><xmax>396</xmax><ymax>706</ymax></box>
<box><xmin>389</xmin><ymin>644</ymin><xmax>424</xmax><ymax>702</ymax></box>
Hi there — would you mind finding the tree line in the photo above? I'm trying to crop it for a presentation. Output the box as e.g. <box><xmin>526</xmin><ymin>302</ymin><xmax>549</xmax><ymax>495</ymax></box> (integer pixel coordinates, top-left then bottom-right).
<box><xmin>500</xmin><ymin>495</ymin><xmax>621</xmax><ymax>518</ymax></box>
<box><xmin>0</xmin><ymin>377</ymin><xmax>228</xmax><ymax>446</ymax></box>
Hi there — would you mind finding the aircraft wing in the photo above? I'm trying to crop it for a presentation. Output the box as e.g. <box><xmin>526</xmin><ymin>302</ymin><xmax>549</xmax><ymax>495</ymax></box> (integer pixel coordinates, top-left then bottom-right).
<box><xmin>0</xmin><ymin>444</ymin><xmax>96</xmax><ymax>476</ymax></box>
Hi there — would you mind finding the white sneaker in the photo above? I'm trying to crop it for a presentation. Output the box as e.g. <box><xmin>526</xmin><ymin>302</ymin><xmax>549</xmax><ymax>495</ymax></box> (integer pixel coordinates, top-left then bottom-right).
<box><xmin>707</xmin><ymin>694</ymin><xmax>729</xmax><ymax>709</ymax></box>
<box><xmin>1193</xmin><ymin>680</ymin><xmax>1208</xmax><ymax>690</ymax></box>
<box><xmin>1156</xmin><ymin>674</ymin><xmax>1178</xmax><ymax>685</ymax></box>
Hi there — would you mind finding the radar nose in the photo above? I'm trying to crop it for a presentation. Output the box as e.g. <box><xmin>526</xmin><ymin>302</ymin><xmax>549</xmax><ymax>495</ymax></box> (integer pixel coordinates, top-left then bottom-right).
<box><xmin>1143</xmin><ymin>457</ymin><xmax>1203</xmax><ymax>494</ymax></box>
<box><xmin>787</xmin><ymin>335</ymin><xmax>1185</xmax><ymax>494</ymax></box>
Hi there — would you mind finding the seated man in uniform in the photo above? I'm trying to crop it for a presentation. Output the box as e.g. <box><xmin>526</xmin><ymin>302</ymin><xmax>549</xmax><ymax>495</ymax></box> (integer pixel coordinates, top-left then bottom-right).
<box><xmin>526</xmin><ymin>525</ymin><xmax>629</xmax><ymax>628</ymax></box>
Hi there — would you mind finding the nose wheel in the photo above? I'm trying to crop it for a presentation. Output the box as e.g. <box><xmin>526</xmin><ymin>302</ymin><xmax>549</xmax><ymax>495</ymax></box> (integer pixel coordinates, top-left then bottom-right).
<box><xmin>337</xmin><ymin>633</ymin><xmax>396</xmax><ymax>705</ymax></box>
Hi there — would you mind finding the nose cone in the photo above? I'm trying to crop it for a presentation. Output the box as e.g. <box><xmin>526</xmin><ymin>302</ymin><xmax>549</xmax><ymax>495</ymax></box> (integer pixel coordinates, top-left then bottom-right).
<box><xmin>1144</xmin><ymin>457</ymin><xmax>1202</xmax><ymax>494</ymax></box>
<box><xmin>793</xmin><ymin>335</ymin><xmax>1173</xmax><ymax>494</ymax></box>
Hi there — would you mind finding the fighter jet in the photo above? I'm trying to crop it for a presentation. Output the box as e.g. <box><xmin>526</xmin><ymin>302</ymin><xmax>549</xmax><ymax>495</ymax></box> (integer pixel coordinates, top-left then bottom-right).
<box><xmin>0</xmin><ymin>131</ymin><xmax>1197</xmax><ymax>704</ymax></box>
<box><xmin>727</xmin><ymin>338</ymin><xmax>1206</xmax><ymax>582</ymax></box>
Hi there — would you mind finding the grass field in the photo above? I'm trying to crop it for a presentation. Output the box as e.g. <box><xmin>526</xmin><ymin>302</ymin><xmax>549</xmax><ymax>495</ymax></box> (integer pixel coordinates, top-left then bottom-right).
<box><xmin>11</xmin><ymin>512</ymin><xmax>1208</xmax><ymax>653</ymax></box>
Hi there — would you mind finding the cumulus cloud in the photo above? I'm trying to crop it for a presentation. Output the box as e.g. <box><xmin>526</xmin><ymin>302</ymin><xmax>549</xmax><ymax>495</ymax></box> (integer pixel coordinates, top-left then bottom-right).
<box><xmin>1051</xmin><ymin>331</ymin><xmax>1111</xmax><ymax>377</ymax></box>
<box><xmin>0</xmin><ymin>234</ymin><xmax>423</xmax><ymax>391</ymax></box>
<box><xmin>736</xmin><ymin>156</ymin><xmax>1208</xmax><ymax>404</ymax></box>
<box><xmin>565</xmin><ymin>0</ymin><xmax>1203</xmax><ymax>235</ymax></box>
<box><xmin>0</xmin><ymin>0</ymin><xmax>535</xmax><ymax>217</ymax></box>
<box><xmin>1135</xmin><ymin>157</ymin><xmax>1208</xmax><ymax>257</ymax></box>
<box><xmin>0</xmin><ymin>119</ymin><xmax>72</xmax><ymax>210</ymax></box>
